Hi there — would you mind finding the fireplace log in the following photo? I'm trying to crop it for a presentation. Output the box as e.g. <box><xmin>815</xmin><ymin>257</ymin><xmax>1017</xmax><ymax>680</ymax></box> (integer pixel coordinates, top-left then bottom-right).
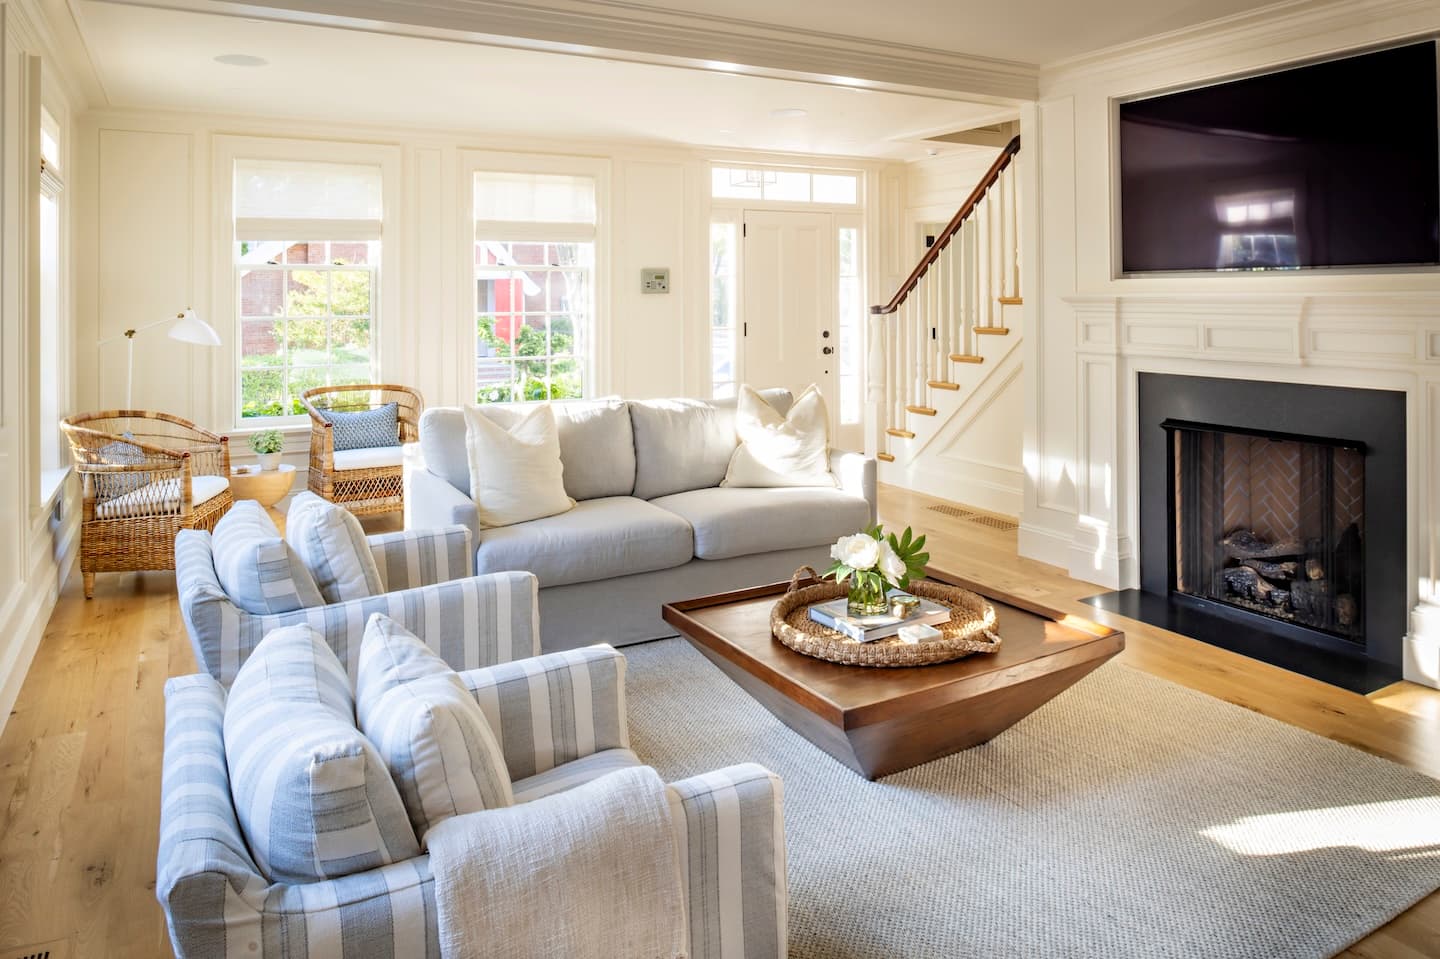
<box><xmin>1291</xmin><ymin>579</ymin><xmax>1330</xmax><ymax>621</ymax></box>
<box><xmin>1305</xmin><ymin>558</ymin><xmax>1325</xmax><ymax>581</ymax></box>
<box><xmin>1336</xmin><ymin>594</ymin><xmax>1358</xmax><ymax>627</ymax></box>
<box><xmin>1223</xmin><ymin>565</ymin><xmax>1276</xmax><ymax>603</ymax></box>
<box><xmin>1242</xmin><ymin>559</ymin><xmax>1298</xmax><ymax>581</ymax></box>
<box><xmin>1223</xmin><ymin>529</ymin><xmax>1302</xmax><ymax>560</ymax></box>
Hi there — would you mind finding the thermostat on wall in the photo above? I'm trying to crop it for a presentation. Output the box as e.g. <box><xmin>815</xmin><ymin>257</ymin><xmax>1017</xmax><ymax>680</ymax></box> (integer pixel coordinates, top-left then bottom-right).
<box><xmin>642</xmin><ymin>268</ymin><xmax>670</xmax><ymax>294</ymax></box>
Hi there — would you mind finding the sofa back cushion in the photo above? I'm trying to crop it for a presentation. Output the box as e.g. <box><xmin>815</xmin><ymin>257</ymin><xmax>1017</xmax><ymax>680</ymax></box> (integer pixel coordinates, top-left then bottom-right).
<box><xmin>631</xmin><ymin>389</ymin><xmax>793</xmax><ymax>500</ymax></box>
<box><xmin>420</xmin><ymin>398</ymin><xmax>635</xmax><ymax>502</ymax></box>
<box><xmin>356</xmin><ymin>614</ymin><xmax>514</xmax><ymax>842</ymax></box>
<box><xmin>223</xmin><ymin>624</ymin><xmax>420</xmax><ymax>883</ymax></box>
<box><xmin>285</xmin><ymin>492</ymin><xmax>384</xmax><ymax>603</ymax></box>
<box><xmin>211</xmin><ymin>500</ymin><xmax>323</xmax><ymax>614</ymax></box>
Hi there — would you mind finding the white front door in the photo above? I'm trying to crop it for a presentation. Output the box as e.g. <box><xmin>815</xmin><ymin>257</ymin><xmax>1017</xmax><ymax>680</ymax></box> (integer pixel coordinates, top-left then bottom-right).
<box><xmin>742</xmin><ymin>209</ymin><xmax>836</xmax><ymax>430</ymax></box>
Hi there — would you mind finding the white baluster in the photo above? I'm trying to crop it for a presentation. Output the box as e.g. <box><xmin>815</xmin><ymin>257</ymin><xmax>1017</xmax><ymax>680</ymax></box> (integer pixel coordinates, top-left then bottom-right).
<box><xmin>1010</xmin><ymin>159</ymin><xmax>1021</xmax><ymax>297</ymax></box>
<box><xmin>935</xmin><ymin>250</ymin><xmax>948</xmax><ymax>375</ymax></box>
<box><xmin>913</xmin><ymin>287</ymin><xmax>925</xmax><ymax>406</ymax></box>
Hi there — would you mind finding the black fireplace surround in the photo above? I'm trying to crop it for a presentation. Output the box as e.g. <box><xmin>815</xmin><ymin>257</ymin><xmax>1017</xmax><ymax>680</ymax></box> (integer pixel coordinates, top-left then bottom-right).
<box><xmin>1086</xmin><ymin>373</ymin><xmax>1406</xmax><ymax>693</ymax></box>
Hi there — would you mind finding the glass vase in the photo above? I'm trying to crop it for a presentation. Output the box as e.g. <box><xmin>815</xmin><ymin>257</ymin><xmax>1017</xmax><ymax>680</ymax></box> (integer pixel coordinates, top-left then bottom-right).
<box><xmin>847</xmin><ymin>576</ymin><xmax>888</xmax><ymax>616</ymax></box>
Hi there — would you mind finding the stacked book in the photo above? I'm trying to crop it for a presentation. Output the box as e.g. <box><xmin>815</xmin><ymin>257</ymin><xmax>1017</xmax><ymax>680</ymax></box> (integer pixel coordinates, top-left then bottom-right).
<box><xmin>808</xmin><ymin>593</ymin><xmax>950</xmax><ymax>643</ymax></box>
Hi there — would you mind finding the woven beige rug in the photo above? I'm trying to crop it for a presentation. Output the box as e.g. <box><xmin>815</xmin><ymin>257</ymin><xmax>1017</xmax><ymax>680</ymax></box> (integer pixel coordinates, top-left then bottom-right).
<box><xmin>625</xmin><ymin>639</ymin><xmax>1440</xmax><ymax>959</ymax></box>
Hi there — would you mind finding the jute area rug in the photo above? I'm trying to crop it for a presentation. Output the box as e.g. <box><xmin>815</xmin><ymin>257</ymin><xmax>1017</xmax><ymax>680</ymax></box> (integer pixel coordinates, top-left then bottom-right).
<box><xmin>624</xmin><ymin>638</ymin><xmax>1440</xmax><ymax>959</ymax></box>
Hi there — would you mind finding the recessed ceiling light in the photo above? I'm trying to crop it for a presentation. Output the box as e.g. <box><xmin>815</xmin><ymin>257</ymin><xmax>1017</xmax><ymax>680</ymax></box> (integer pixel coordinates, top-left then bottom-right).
<box><xmin>214</xmin><ymin>54</ymin><xmax>268</xmax><ymax>67</ymax></box>
<box><xmin>770</xmin><ymin>108</ymin><xmax>807</xmax><ymax>119</ymax></box>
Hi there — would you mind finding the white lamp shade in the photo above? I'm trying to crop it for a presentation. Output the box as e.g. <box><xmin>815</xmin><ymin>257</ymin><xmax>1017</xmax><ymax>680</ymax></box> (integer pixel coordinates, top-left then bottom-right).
<box><xmin>168</xmin><ymin>308</ymin><xmax>221</xmax><ymax>347</ymax></box>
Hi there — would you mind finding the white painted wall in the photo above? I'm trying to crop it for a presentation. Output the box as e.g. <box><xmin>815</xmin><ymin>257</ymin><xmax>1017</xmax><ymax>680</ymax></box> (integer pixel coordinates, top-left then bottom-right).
<box><xmin>1021</xmin><ymin>0</ymin><xmax>1440</xmax><ymax>687</ymax></box>
<box><xmin>75</xmin><ymin>108</ymin><xmax>899</xmax><ymax>469</ymax></box>
<box><xmin>0</xmin><ymin>0</ymin><xmax>84</xmax><ymax>733</ymax></box>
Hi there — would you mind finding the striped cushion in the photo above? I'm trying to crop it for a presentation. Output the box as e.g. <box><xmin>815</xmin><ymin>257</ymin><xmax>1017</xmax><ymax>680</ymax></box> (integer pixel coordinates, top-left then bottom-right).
<box><xmin>223</xmin><ymin>624</ymin><xmax>419</xmax><ymax>883</ymax></box>
<box><xmin>358</xmin><ymin>614</ymin><xmax>514</xmax><ymax>841</ymax></box>
<box><xmin>211</xmin><ymin>500</ymin><xmax>323</xmax><ymax>615</ymax></box>
<box><xmin>286</xmin><ymin>491</ymin><xmax>384</xmax><ymax>603</ymax></box>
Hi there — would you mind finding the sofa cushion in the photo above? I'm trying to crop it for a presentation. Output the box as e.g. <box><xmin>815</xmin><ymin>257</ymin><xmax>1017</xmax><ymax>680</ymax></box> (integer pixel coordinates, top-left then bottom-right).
<box><xmin>223</xmin><ymin>624</ymin><xmax>420</xmax><ymax>884</ymax></box>
<box><xmin>319</xmin><ymin>402</ymin><xmax>401</xmax><ymax>451</ymax></box>
<box><xmin>422</xmin><ymin>398</ymin><xmax>636</xmax><ymax>502</ymax></box>
<box><xmin>474</xmin><ymin>496</ymin><xmax>693</xmax><ymax>588</ymax></box>
<box><xmin>464</xmin><ymin>403</ymin><xmax>575</xmax><ymax>528</ymax></box>
<box><xmin>211</xmin><ymin>500</ymin><xmax>323</xmax><ymax>614</ymax></box>
<box><xmin>333</xmin><ymin>446</ymin><xmax>404</xmax><ymax>471</ymax></box>
<box><xmin>511</xmin><ymin>748</ymin><xmax>644</xmax><ymax>804</ymax></box>
<box><xmin>649</xmin><ymin>486</ymin><xmax>871</xmax><ymax>561</ymax></box>
<box><xmin>357</xmin><ymin>615</ymin><xmax>513</xmax><ymax>842</ymax></box>
<box><xmin>286</xmin><ymin>491</ymin><xmax>384</xmax><ymax>604</ymax></box>
<box><xmin>95</xmin><ymin>474</ymin><xmax>229</xmax><ymax>519</ymax></box>
<box><xmin>723</xmin><ymin>384</ymin><xmax>837</xmax><ymax>489</ymax></box>
<box><xmin>630</xmin><ymin>389</ymin><xmax>792</xmax><ymax>500</ymax></box>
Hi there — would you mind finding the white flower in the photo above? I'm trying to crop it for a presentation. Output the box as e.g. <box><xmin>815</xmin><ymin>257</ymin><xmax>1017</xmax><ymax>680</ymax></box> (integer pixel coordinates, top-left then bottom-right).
<box><xmin>877</xmin><ymin>540</ymin><xmax>906</xmax><ymax>583</ymax></box>
<box><xmin>831</xmin><ymin>533</ymin><xmax>880</xmax><ymax>571</ymax></box>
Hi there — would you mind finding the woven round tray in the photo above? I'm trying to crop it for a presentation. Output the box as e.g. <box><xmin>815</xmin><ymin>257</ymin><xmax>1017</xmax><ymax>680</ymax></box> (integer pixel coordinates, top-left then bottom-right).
<box><xmin>771</xmin><ymin>567</ymin><xmax>1002</xmax><ymax>667</ymax></box>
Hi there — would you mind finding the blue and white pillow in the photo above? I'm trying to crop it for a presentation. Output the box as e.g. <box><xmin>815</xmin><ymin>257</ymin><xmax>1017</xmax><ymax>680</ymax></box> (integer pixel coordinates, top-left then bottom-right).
<box><xmin>211</xmin><ymin>500</ymin><xmax>323</xmax><ymax>614</ymax></box>
<box><xmin>286</xmin><ymin>492</ymin><xmax>384</xmax><ymax>603</ymax></box>
<box><xmin>320</xmin><ymin>402</ymin><xmax>401</xmax><ymax>452</ymax></box>
<box><xmin>223</xmin><ymin>624</ymin><xmax>420</xmax><ymax>883</ymax></box>
<box><xmin>357</xmin><ymin>614</ymin><xmax>513</xmax><ymax>843</ymax></box>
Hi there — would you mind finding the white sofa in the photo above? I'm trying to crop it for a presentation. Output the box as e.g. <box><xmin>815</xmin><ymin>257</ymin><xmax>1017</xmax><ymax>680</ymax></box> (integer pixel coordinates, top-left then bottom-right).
<box><xmin>405</xmin><ymin>390</ymin><xmax>877</xmax><ymax>651</ymax></box>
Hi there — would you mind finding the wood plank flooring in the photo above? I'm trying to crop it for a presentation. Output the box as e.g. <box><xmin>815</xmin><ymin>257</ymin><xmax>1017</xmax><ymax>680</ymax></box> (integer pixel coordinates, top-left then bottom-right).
<box><xmin>0</xmin><ymin>489</ymin><xmax>1435</xmax><ymax>957</ymax></box>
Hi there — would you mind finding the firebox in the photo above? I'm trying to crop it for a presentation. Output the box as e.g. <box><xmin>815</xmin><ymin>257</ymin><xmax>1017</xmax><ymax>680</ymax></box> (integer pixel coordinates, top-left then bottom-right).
<box><xmin>1085</xmin><ymin>373</ymin><xmax>1406</xmax><ymax>694</ymax></box>
<box><xmin>1166</xmin><ymin>421</ymin><xmax>1364</xmax><ymax>644</ymax></box>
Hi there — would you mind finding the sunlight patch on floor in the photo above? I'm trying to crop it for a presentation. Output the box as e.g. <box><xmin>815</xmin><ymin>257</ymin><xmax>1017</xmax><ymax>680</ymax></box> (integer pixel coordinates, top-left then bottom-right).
<box><xmin>1202</xmin><ymin>798</ymin><xmax>1440</xmax><ymax>857</ymax></box>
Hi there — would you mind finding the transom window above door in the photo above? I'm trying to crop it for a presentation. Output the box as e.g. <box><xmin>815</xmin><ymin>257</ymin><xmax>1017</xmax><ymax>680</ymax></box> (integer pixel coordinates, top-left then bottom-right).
<box><xmin>711</xmin><ymin>166</ymin><xmax>859</xmax><ymax>205</ymax></box>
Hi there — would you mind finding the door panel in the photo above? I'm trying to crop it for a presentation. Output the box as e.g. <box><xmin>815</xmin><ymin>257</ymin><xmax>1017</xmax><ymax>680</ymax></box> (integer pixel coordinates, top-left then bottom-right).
<box><xmin>742</xmin><ymin>210</ymin><xmax>835</xmax><ymax>431</ymax></box>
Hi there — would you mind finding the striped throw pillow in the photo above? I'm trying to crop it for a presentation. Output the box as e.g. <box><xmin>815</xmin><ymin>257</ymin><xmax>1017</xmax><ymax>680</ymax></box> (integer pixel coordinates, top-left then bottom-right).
<box><xmin>357</xmin><ymin>614</ymin><xmax>514</xmax><ymax>842</ymax></box>
<box><xmin>285</xmin><ymin>492</ymin><xmax>384</xmax><ymax>603</ymax></box>
<box><xmin>211</xmin><ymin>500</ymin><xmax>323</xmax><ymax>614</ymax></box>
<box><xmin>224</xmin><ymin>624</ymin><xmax>420</xmax><ymax>883</ymax></box>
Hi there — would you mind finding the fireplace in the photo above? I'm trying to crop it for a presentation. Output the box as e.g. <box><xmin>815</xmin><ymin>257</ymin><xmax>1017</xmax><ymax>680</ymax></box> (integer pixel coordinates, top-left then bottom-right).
<box><xmin>1086</xmin><ymin>373</ymin><xmax>1406</xmax><ymax>693</ymax></box>
<box><xmin>1168</xmin><ymin>422</ymin><xmax>1365</xmax><ymax>643</ymax></box>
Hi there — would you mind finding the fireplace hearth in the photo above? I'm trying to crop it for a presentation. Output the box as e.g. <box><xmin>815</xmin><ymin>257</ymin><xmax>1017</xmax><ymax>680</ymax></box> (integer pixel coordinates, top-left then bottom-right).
<box><xmin>1086</xmin><ymin>374</ymin><xmax>1405</xmax><ymax>694</ymax></box>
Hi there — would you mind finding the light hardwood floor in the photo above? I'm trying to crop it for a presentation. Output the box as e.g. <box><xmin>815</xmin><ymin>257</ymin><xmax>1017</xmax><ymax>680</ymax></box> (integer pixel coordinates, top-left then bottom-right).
<box><xmin>0</xmin><ymin>486</ymin><xmax>1435</xmax><ymax>957</ymax></box>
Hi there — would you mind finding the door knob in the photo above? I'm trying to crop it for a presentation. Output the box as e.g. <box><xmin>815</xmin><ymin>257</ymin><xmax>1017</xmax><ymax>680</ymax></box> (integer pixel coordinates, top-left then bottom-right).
<box><xmin>822</xmin><ymin>346</ymin><xmax>834</xmax><ymax>355</ymax></box>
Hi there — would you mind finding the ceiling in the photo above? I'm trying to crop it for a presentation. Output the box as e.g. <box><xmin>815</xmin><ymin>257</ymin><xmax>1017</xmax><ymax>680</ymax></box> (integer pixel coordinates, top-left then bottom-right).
<box><xmin>75</xmin><ymin>1</ymin><xmax>1014</xmax><ymax>159</ymax></box>
<box><xmin>641</xmin><ymin>0</ymin><xmax>1287</xmax><ymax>66</ymax></box>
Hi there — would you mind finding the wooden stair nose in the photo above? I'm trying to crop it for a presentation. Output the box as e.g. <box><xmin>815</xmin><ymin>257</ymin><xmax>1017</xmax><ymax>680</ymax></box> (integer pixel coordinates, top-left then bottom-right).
<box><xmin>886</xmin><ymin>427</ymin><xmax>916</xmax><ymax>439</ymax></box>
<box><xmin>975</xmin><ymin>326</ymin><xmax>1010</xmax><ymax>336</ymax></box>
<box><xmin>949</xmin><ymin>353</ymin><xmax>984</xmax><ymax>364</ymax></box>
<box><xmin>906</xmin><ymin>404</ymin><xmax>938</xmax><ymax>416</ymax></box>
<box><xmin>877</xmin><ymin>452</ymin><xmax>896</xmax><ymax>462</ymax></box>
<box><xmin>928</xmin><ymin>380</ymin><xmax>960</xmax><ymax>391</ymax></box>
<box><xmin>997</xmin><ymin>295</ymin><xmax>1023</xmax><ymax>306</ymax></box>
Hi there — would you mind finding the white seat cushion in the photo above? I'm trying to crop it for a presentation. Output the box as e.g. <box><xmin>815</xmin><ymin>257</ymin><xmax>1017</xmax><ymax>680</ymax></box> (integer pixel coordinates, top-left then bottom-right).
<box><xmin>333</xmin><ymin>446</ymin><xmax>405</xmax><ymax>471</ymax></box>
<box><xmin>511</xmin><ymin>748</ymin><xmax>644</xmax><ymax>804</ymax></box>
<box><xmin>474</xmin><ymin>496</ymin><xmax>693</xmax><ymax>587</ymax></box>
<box><xmin>95</xmin><ymin>474</ymin><xmax>228</xmax><ymax>519</ymax></box>
<box><xmin>650</xmin><ymin>486</ymin><xmax>872</xmax><ymax>561</ymax></box>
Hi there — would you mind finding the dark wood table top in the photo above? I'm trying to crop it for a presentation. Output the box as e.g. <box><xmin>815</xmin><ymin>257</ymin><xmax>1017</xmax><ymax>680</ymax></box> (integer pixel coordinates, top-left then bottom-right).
<box><xmin>662</xmin><ymin>567</ymin><xmax>1124</xmax><ymax>731</ymax></box>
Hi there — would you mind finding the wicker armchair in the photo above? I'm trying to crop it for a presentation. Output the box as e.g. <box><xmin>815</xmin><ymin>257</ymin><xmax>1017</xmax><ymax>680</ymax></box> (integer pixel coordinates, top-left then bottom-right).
<box><xmin>301</xmin><ymin>384</ymin><xmax>423</xmax><ymax>517</ymax></box>
<box><xmin>61</xmin><ymin>410</ymin><xmax>233</xmax><ymax>598</ymax></box>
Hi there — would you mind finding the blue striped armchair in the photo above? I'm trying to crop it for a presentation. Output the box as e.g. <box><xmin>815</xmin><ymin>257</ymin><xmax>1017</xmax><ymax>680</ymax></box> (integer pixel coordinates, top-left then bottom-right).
<box><xmin>157</xmin><ymin>645</ymin><xmax>787</xmax><ymax>958</ymax></box>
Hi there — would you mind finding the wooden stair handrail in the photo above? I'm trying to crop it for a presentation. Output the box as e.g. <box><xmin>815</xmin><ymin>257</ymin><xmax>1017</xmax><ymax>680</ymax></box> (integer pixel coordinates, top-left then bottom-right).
<box><xmin>870</xmin><ymin>134</ymin><xmax>1020</xmax><ymax>316</ymax></box>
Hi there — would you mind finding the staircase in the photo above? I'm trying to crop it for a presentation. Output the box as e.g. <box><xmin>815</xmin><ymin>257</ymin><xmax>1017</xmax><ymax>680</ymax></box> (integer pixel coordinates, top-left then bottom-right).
<box><xmin>868</xmin><ymin>136</ymin><xmax>1022</xmax><ymax>506</ymax></box>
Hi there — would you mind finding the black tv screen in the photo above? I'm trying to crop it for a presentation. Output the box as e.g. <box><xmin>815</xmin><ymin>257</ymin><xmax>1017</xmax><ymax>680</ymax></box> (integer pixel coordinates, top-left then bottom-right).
<box><xmin>1119</xmin><ymin>41</ymin><xmax>1440</xmax><ymax>273</ymax></box>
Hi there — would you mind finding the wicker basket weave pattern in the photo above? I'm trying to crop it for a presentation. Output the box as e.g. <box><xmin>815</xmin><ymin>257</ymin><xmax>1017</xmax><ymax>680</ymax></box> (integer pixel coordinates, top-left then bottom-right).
<box><xmin>771</xmin><ymin>568</ymin><xmax>1002</xmax><ymax>667</ymax></box>
<box><xmin>301</xmin><ymin>384</ymin><xmax>423</xmax><ymax>516</ymax></box>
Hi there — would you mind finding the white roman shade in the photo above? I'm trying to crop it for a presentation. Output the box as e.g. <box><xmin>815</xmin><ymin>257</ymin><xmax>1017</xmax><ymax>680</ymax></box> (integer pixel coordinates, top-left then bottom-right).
<box><xmin>235</xmin><ymin>158</ymin><xmax>384</xmax><ymax>241</ymax></box>
<box><xmin>474</xmin><ymin>171</ymin><xmax>596</xmax><ymax>242</ymax></box>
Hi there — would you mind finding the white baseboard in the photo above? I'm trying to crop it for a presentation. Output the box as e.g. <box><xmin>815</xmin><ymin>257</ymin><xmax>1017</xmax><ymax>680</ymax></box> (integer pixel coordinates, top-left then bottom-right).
<box><xmin>1017</xmin><ymin>520</ymin><xmax>1072</xmax><ymax>569</ymax></box>
<box><xmin>1405</xmin><ymin>600</ymin><xmax>1440</xmax><ymax>689</ymax></box>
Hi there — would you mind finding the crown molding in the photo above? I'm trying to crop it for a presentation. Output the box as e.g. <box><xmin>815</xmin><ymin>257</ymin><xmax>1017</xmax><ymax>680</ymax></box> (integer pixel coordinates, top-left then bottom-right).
<box><xmin>92</xmin><ymin>0</ymin><xmax>1037</xmax><ymax>103</ymax></box>
<box><xmin>1040</xmin><ymin>0</ymin><xmax>1440</xmax><ymax>92</ymax></box>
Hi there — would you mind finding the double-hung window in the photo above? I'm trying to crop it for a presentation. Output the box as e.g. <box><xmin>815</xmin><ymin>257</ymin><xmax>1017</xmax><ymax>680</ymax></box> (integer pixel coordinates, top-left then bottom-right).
<box><xmin>474</xmin><ymin>171</ymin><xmax>595</xmax><ymax>403</ymax></box>
<box><xmin>234</xmin><ymin>159</ymin><xmax>382</xmax><ymax>419</ymax></box>
<box><xmin>38</xmin><ymin>108</ymin><xmax>64</xmax><ymax>475</ymax></box>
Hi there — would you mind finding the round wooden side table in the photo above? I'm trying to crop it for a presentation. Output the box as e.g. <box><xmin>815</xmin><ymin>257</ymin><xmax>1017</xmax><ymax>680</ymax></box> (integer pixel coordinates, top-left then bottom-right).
<box><xmin>230</xmin><ymin>463</ymin><xmax>296</xmax><ymax>508</ymax></box>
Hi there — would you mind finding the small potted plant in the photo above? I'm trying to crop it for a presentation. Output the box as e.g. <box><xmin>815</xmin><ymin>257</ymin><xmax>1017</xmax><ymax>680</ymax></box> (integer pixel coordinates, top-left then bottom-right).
<box><xmin>248</xmin><ymin>429</ymin><xmax>285</xmax><ymax>472</ymax></box>
<box><xmin>825</xmin><ymin>525</ymin><xmax>929</xmax><ymax>616</ymax></box>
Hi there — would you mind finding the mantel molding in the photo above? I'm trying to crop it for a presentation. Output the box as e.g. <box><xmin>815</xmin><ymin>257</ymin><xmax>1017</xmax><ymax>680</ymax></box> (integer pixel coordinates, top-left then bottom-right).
<box><xmin>94</xmin><ymin>0</ymin><xmax>1037</xmax><ymax>102</ymax></box>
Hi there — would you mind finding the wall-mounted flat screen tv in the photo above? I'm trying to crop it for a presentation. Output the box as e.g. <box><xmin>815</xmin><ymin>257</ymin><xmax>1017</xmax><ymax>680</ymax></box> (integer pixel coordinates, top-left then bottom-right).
<box><xmin>1119</xmin><ymin>41</ymin><xmax>1440</xmax><ymax>274</ymax></box>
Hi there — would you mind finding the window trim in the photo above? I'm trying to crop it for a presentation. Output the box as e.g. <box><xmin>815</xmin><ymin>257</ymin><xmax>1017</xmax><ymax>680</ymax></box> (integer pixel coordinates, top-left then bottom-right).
<box><xmin>459</xmin><ymin>150</ymin><xmax>611</xmax><ymax>402</ymax></box>
<box><xmin>213</xmin><ymin>136</ymin><xmax>402</xmax><ymax>431</ymax></box>
<box><xmin>708</xmin><ymin>162</ymin><xmax>864</xmax><ymax>210</ymax></box>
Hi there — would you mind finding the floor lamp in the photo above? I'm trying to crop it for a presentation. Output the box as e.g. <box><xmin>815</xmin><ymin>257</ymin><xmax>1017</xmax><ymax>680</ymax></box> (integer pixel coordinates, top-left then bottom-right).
<box><xmin>104</xmin><ymin>308</ymin><xmax>222</xmax><ymax>408</ymax></box>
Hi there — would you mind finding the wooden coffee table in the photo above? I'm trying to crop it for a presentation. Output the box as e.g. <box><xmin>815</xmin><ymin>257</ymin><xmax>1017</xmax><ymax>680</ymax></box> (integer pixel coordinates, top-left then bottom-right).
<box><xmin>661</xmin><ymin>569</ymin><xmax>1124</xmax><ymax>779</ymax></box>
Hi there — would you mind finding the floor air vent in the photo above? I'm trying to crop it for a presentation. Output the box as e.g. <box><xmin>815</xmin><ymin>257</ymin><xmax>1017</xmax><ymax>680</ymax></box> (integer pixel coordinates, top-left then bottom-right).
<box><xmin>2</xmin><ymin>940</ymin><xmax>71</xmax><ymax>959</ymax></box>
<box><xmin>926</xmin><ymin>504</ymin><xmax>1019</xmax><ymax>532</ymax></box>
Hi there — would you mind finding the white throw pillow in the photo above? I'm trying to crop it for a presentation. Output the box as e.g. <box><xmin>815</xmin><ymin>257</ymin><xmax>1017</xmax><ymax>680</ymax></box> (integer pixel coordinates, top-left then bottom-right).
<box><xmin>285</xmin><ymin>491</ymin><xmax>384</xmax><ymax>603</ymax></box>
<box><xmin>463</xmin><ymin>402</ymin><xmax>574</xmax><ymax>528</ymax></box>
<box><xmin>722</xmin><ymin>384</ymin><xmax>837</xmax><ymax>488</ymax></box>
<box><xmin>357</xmin><ymin>614</ymin><xmax>514</xmax><ymax>843</ymax></box>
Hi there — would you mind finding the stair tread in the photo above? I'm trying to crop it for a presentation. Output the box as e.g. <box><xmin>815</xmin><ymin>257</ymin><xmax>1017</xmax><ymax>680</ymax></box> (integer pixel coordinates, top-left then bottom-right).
<box><xmin>949</xmin><ymin>353</ymin><xmax>984</xmax><ymax>363</ymax></box>
<box><xmin>906</xmin><ymin>405</ymin><xmax>938</xmax><ymax>416</ymax></box>
<box><xmin>975</xmin><ymin>326</ymin><xmax>1010</xmax><ymax>335</ymax></box>
<box><xmin>886</xmin><ymin>427</ymin><xmax>916</xmax><ymax>439</ymax></box>
<box><xmin>877</xmin><ymin>452</ymin><xmax>896</xmax><ymax>462</ymax></box>
<box><xmin>997</xmin><ymin>296</ymin><xmax>1023</xmax><ymax>306</ymax></box>
<box><xmin>928</xmin><ymin>380</ymin><xmax>961</xmax><ymax>391</ymax></box>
